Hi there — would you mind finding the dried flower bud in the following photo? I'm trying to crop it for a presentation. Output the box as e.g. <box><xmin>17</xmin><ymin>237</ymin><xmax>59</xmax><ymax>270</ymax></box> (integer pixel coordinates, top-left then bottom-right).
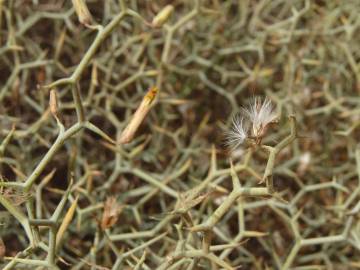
<box><xmin>49</xmin><ymin>89</ymin><xmax>59</xmax><ymax>119</ymax></box>
<box><xmin>91</xmin><ymin>62</ymin><xmax>98</xmax><ymax>86</ymax></box>
<box><xmin>152</xmin><ymin>5</ymin><xmax>174</xmax><ymax>27</ymax></box>
<box><xmin>119</xmin><ymin>87</ymin><xmax>158</xmax><ymax>144</ymax></box>
<box><xmin>72</xmin><ymin>0</ymin><xmax>93</xmax><ymax>26</ymax></box>
<box><xmin>101</xmin><ymin>197</ymin><xmax>123</xmax><ymax>230</ymax></box>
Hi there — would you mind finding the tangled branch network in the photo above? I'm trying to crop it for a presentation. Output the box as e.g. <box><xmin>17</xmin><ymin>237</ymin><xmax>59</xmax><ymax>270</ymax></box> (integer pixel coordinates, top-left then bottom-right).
<box><xmin>1</xmin><ymin>1</ymin><xmax>360</xmax><ymax>269</ymax></box>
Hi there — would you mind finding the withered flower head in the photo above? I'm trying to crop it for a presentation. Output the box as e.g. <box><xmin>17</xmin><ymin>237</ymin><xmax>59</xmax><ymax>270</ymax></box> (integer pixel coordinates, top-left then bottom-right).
<box><xmin>101</xmin><ymin>196</ymin><xmax>123</xmax><ymax>230</ymax></box>
<box><xmin>243</xmin><ymin>97</ymin><xmax>277</xmax><ymax>138</ymax></box>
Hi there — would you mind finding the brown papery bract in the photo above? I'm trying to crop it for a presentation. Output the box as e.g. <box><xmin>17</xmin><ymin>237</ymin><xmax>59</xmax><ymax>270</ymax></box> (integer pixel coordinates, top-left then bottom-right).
<box><xmin>101</xmin><ymin>196</ymin><xmax>124</xmax><ymax>230</ymax></box>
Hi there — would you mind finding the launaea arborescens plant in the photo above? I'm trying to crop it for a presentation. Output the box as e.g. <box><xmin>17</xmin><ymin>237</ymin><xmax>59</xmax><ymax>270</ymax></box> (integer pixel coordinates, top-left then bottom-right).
<box><xmin>1</xmin><ymin>1</ymin><xmax>358</xmax><ymax>269</ymax></box>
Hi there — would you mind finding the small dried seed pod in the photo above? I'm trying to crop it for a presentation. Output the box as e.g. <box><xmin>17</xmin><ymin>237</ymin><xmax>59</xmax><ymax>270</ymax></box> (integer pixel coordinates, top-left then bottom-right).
<box><xmin>72</xmin><ymin>0</ymin><xmax>93</xmax><ymax>26</ymax></box>
<box><xmin>49</xmin><ymin>89</ymin><xmax>59</xmax><ymax>119</ymax></box>
<box><xmin>152</xmin><ymin>5</ymin><xmax>174</xmax><ymax>27</ymax></box>
<box><xmin>119</xmin><ymin>87</ymin><xmax>158</xmax><ymax>144</ymax></box>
